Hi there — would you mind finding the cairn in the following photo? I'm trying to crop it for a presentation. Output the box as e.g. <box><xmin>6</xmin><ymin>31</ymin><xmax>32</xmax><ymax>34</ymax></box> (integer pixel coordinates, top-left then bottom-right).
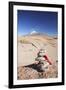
<box><xmin>35</xmin><ymin>49</ymin><xmax>49</xmax><ymax>72</ymax></box>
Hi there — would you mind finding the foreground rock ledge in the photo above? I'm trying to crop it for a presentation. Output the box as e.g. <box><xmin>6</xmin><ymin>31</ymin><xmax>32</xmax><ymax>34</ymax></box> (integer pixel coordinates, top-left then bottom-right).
<box><xmin>17</xmin><ymin>63</ymin><xmax>58</xmax><ymax>80</ymax></box>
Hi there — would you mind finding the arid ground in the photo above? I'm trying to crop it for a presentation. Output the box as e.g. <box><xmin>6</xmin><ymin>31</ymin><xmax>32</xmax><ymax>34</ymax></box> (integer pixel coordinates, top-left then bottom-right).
<box><xmin>17</xmin><ymin>34</ymin><xmax>58</xmax><ymax>80</ymax></box>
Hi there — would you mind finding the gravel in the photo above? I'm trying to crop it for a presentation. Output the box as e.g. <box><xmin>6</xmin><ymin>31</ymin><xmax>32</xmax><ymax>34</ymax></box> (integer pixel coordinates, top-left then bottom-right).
<box><xmin>17</xmin><ymin>62</ymin><xmax>58</xmax><ymax>80</ymax></box>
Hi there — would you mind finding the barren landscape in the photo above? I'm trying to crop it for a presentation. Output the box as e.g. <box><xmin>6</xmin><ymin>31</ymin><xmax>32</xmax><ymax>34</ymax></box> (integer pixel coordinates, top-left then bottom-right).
<box><xmin>17</xmin><ymin>34</ymin><xmax>58</xmax><ymax>80</ymax></box>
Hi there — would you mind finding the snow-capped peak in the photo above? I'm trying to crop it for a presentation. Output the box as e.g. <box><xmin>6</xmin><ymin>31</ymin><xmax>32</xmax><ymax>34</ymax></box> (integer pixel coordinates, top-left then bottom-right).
<box><xmin>30</xmin><ymin>30</ymin><xmax>37</xmax><ymax>34</ymax></box>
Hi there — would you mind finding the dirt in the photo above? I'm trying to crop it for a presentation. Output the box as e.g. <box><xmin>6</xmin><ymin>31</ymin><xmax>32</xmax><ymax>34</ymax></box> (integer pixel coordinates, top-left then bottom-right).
<box><xmin>17</xmin><ymin>62</ymin><xmax>58</xmax><ymax>80</ymax></box>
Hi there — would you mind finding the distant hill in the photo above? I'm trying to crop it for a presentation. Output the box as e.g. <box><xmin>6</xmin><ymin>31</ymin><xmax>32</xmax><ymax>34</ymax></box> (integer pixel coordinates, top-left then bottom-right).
<box><xmin>20</xmin><ymin>30</ymin><xmax>57</xmax><ymax>39</ymax></box>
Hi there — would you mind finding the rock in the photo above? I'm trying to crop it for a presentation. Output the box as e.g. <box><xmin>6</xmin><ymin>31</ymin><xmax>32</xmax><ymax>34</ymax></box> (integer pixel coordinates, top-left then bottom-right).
<box><xmin>37</xmin><ymin>62</ymin><xmax>49</xmax><ymax>72</ymax></box>
<box><xmin>35</xmin><ymin>49</ymin><xmax>50</xmax><ymax>72</ymax></box>
<box><xmin>17</xmin><ymin>62</ymin><xmax>58</xmax><ymax>79</ymax></box>
<box><xmin>38</xmin><ymin>52</ymin><xmax>45</xmax><ymax>57</ymax></box>
<box><xmin>39</xmin><ymin>50</ymin><xmax>45</xmax><ymax>53</ymax></box>
<box><xmin>17</xmin><ymin>66</ymin><xmax>39</xmax><ymax>80</ymax></box>
<box><xmin>36</xmin><ymin>57</ymin><xmax>45</xmax><ymax>61</ymax></box>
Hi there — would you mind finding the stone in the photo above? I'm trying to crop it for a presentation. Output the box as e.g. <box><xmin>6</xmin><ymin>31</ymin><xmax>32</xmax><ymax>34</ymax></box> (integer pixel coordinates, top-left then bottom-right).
<box><xmin>38</xmin><ymin>52</ymin><xmax>45</xmax><ymax>57</ymax></box>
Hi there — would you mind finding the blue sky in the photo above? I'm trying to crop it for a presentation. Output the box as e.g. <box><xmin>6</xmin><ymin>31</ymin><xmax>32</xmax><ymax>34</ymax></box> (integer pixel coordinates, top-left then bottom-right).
<box><xmin>17</xmin><ymin>10</ymin><xmax>58</xmax><ymax>36</ymax></box>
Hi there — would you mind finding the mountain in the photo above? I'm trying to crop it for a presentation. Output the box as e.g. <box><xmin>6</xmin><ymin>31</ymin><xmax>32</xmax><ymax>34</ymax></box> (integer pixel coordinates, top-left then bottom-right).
<box><xmin>30</xmin><ymin>30</ymin><xmax>37</xmax><ymax>35</ymax></box>
<box><xmin>29</xmin><ymin>31</ymin><xmax>51</xmax><ymax>38</ymax></box>
<box><xmin>29</xmin><ymin>30</ymin><xmax>44</xmax><ymax>36</ymax></box>
<box><xmin>22</xmin><ymin>30</ymin><xmax>57</xmax><ymax>39</ymax></box>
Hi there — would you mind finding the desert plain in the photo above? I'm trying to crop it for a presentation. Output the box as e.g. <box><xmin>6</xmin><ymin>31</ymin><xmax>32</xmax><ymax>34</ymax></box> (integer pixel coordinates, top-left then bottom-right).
<box><xmin>17</xmin><ymin>34</ymin><xmax>58</xmax><ymax>79</ymax></box>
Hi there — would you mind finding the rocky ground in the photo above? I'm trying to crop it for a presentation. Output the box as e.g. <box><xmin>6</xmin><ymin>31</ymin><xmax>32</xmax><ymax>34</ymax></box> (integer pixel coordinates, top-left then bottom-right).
<box><xmin>17</xmin><ymin>35</ymin><xmax>58</xmax><ymax>80</ymax></box>
<box><xmin>17</xmin><ymin>62</ymin><xmax>58</xmax><ymax>80</ymax></box>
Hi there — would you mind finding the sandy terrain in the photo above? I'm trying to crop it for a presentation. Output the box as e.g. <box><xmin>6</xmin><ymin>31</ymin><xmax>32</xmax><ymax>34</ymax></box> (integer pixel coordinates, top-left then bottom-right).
<box><xmin>17</xmin><ymin>35</ymin><xmax>57</xmax><ymax>66</ymax></box>
<box><xmin>17</xmin><ymin>35</ymin><xmax>58</xmax><ymax>79</ymax></box>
